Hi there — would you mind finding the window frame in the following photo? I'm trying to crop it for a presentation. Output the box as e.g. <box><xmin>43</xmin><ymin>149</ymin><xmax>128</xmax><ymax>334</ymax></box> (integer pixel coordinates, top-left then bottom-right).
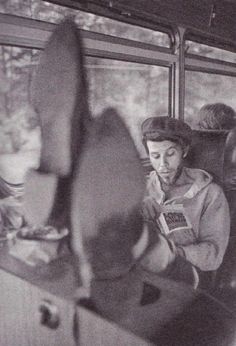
<box><xmin>2</xmin><ymin>11</ymin><xmax>236</xmax><ymax>126</ymax></box>
<box><xmin>0</xmin><ymin>13</ymin><xmax>175</xmax><ymax>117</ymax></box>
<box><xmin>181</xmin><ymin>30</ymin><xmax>236</xmax><ymax>125</ymax></box>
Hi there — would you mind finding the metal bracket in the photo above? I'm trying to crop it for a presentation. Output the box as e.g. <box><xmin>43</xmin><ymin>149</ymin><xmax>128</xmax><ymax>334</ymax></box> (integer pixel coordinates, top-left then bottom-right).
<box><xmin>209</xmin><ymin>4</ymin><xmax>217</xmax><ymax>27</ymax></box>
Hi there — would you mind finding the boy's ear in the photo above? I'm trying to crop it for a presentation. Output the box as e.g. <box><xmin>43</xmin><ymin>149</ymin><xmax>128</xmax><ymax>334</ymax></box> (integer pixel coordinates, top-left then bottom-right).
<box><xmin>183</xmin><ymin>145</ymin><xmax>190</xmax><ymax>158</ymax></box>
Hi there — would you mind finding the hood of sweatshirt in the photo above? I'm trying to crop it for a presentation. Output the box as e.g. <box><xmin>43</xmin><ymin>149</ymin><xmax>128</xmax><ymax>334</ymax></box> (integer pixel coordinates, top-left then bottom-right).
<box><xmin>146</xmin><ymin>167</ymin><xmax>213</xmax><ymax>204</ymax></box>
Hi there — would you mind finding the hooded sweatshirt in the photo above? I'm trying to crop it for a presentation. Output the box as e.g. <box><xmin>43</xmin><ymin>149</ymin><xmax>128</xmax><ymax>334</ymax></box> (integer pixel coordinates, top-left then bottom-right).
<box><xmin>146</xmin><ymin>167</ymin><xmax>230</xmax><ymax>271</ymax></box>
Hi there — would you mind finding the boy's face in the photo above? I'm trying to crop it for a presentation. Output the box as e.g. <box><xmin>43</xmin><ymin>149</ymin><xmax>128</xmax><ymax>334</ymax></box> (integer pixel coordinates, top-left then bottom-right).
<box><xmin>147</xmin><ymin>140</ymin><xmax>187</xmax><ymax>185</ymax></box>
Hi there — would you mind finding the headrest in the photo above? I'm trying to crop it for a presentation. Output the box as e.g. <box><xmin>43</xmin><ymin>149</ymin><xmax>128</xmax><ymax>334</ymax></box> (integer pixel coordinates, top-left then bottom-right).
<box><xmin>224</xmin><ymin>128</ymin><xmax>236</xmax><ymax>188</ymax></box>
<box><xmin>185</xmin><ymin>130</ymin><xmax>229</xmax><ymax>184</ymax></box>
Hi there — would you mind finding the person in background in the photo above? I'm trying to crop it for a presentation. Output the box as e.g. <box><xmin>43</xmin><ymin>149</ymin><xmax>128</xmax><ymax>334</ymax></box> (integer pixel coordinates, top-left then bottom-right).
<box><xmin>0</xmin><ymin>117</ymin><xmax>41</xmax><ymax>235</ymax></box>
<box><xmin>0</xmin><ymin>168</ymin><xmax>25</xmax><ymax>233</ymax></box>
<box><xmin>197</xmin><ymin>102</ymin><xmax>236</xmax><ymax>184</ymax></box>
<box><xmin>198</xmin><ymin>103</ymin><xmax>236</xmax><ymax>130</ymax></box>
<box><xmin>141</xmin><ymin>116</ymin><xmax>230</xmax><ymax>281</ymax></box>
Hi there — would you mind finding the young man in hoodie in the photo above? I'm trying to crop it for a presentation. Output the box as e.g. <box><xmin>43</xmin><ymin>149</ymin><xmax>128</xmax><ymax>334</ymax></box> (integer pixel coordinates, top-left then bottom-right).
<box><xmin>141</xmin><ymin>116</ymin><xmax>230</xmax><ymax>281</ymax></box>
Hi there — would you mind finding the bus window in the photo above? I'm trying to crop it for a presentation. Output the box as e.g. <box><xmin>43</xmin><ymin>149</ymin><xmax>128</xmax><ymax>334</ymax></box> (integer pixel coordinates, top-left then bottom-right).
<box><xmin>86</xmin><ymin>57</ymin><xmax>169</xmax><ymax>156</ymax></box>
<box><xmin>0</xmin><ymin>1</ymin><xmax>171</xmax><ymax>48</ymax></box>
<box><xmin>185</xmin><ymin>71</ymin><xmax>236</xmax><ymax>129</ymax></box>
<box><xmin>186</xmin><ymin>41</ymin><xmax>236</xmax><ymax>64</ymax></box>
<box><xmin>0</xmin><ymin>45</ymin><xmax>40</xmax><ymax>153</ymax></box>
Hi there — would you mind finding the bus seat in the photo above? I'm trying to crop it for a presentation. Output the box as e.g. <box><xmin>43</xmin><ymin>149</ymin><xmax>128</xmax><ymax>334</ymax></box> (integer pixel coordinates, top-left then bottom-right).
<box><xmin>215</xmin><ymin>128</ymin><xmax>236</xmax><ymax>291</ymax></box>
<box><xmin>224</xmin><ymin>127</ymin><xmax>236</xmax><ymax>236</ymax></box>
<box><xmin>184</xmin><ymin>129</ymin><xmax>236</xmax><ymax>292</ymax></box>
<box><xmin>185</xmin><ymin>129</ymin><xmax>229</xmax><ymax>185</ymax></box>
<box><xmin>184</xmin><ymin>130</ymin><xmax>230</xmax><ymax>290</ymax></box>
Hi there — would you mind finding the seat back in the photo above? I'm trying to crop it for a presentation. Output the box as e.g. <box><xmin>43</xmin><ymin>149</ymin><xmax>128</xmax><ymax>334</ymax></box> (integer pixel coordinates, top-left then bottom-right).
<box><xmin>184</xmin><ymin>129</ymin><xmax>236</xmax><ymax>291</ymax></box>
<box><xmin>223</xmin><ymin>128</ymin><xmax>236</xmax><ymax>236</ymax></box>
<box><xmin>184</xmin><ymin>130</ymin><xmax>230</xmax><ymax>289</ymax></box>
<box><xmin>215</xmin><ymin>128</ymin><xmax>236</xmax><ymax>289</ymax></box>
<box><xmin>185</xmin><ymin>129</ymin><xmax>229</xmax><ymax>185</ymax></box>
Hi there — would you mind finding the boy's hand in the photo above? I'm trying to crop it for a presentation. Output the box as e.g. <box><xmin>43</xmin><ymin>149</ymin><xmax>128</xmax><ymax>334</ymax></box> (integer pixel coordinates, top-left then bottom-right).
<box><xmin>140</xmin><ymin>233</ymin><xmax>176</xmax><ymax>273</ymax></box>
<box><xmin>141</xmin><ymin>196</ymin><xmax>162</xmax><ymax>222</ymax></box>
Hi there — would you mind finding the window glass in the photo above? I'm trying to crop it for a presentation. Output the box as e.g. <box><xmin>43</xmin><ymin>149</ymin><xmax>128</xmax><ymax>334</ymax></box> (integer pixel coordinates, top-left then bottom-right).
<box><xmin>0</xmin><ymin>0</ymin><xmax>170</xmax><ymax>47</ymax></box>
<box><xmin>0</xmin><ymin>46</ymin><xmax>40</xmax><ymax>153</ymax></box>
<box><xmin>185</xmin><ymin>70</ymin><xmax>236</xmax><ymax>129</ymax></box>
<box><xmin>86</xmin><ymin>57</ymin><xmax>169</xmax><ymax>156</ymax></box>
<box><xmin>186</xmin><ymin>40</ymin><xmax>236</xmax><ymax>64</ymax></box>
<box><xmin>0</xmin><ymin>45</ymin><xmax>169</xmax><ymax>157</ymax></box>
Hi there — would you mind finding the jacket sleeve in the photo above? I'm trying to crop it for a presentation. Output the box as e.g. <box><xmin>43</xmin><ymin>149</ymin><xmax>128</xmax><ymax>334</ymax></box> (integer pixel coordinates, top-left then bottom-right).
<box><xmin>180</xmin><ymin>185</ymin><xmax>230</xmax><ymax>271</ymax></box>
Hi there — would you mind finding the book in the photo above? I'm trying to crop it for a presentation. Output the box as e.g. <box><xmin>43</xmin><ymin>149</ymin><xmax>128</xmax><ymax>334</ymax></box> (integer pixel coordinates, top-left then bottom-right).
<box><xmin>157</xmin><ymin>205</ymin><xmax>192</xmax><ymax>236</ymax></box>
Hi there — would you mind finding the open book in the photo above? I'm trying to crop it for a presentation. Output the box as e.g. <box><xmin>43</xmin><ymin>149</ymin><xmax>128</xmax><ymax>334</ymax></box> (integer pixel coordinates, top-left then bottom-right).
<box><xmin>157</xmin><ymin>205</ymin><xmax>192</xmax><ymax>236</ymax></box>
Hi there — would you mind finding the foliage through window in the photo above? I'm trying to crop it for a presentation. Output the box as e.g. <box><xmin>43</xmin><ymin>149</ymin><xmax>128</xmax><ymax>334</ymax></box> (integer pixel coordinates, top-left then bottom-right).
<box><xmin>0</xmin><ymin>46</ymin><xmax>40</xmax><ymax>153</ymax></box>
<box><xmin>185</xmin><ymin>71</ymin><xmax>236</xmax><ymax>129</ymax></box>
<box><xmin>0</xmin><ymin>45</ymin><xmax>169</xmax><ymax>156</ymax></box>
<box><xmin>0</xmin><ymin>0</ymin><xmax>170</xmax><ymax>47</ymax></box>
<box><xmin>186</xmin><ymin>41</ymin><xmax>236</xmax><ymax>64</ymax></box>
<box><xmin>87</xmin><ymin>57</ymin><xmax>169</xmax><ymax>156</ymax></box>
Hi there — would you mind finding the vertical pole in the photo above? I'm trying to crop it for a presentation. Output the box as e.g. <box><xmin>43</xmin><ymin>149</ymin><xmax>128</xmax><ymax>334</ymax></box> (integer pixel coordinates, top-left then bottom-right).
<box><xmin>172</xmin><ymin>26</ymin><xmax>186</xmax><ymax>120</ymax></box>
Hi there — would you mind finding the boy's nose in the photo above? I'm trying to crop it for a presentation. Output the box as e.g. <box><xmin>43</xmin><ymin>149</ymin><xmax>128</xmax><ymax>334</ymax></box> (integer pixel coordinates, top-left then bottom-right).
<box><xmin>159</xmin><ymin>155</ymin><xmax>168</xmax><ymax>168</ymax></box>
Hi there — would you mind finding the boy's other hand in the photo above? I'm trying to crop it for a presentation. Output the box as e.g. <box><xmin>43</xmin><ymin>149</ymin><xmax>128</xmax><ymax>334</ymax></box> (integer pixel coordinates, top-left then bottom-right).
<box><xmin>141</xmin><ymin>196</ymin><xmax>162</xmax><ymax>222</ymax></box>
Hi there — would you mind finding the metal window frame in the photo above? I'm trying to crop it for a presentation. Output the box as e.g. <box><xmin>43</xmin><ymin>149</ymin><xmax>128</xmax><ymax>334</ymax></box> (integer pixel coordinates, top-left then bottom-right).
<box><xmin>2</xmin><ymin>13</ymin><xmax>236</xmax><ymax>123</ymax></box>
<box><xmin>0</xmin><ymin>13</ymin><xmax>175</xmax><ymax>116</ymax></box>
<box><xmin>0</xmin><ymin>14</ymin><xmax>175</xmax><ymax>63</ymax></box>
<box><xmin>185</xmin><ymin>54</ymin><xmax>236</xmax><ymax>77</ymax></box>
<box><xmin>184</xmin><ymin>52</ymin><xmax>236</xmax><ymax>124</ymax></box>
<box><xmin>44</xmin><ymin>0</ymin><xmax>174</xmax><ymax>47</ymax></box>
<box><xmin>185</xmin><ymin>30</ymin><xmax>236</xmax><ymax>56</ymax></box>
<box><xmin>181</xmin><ymin>32</ymin><xmax>236</xmax><ymax>122</ymax></box>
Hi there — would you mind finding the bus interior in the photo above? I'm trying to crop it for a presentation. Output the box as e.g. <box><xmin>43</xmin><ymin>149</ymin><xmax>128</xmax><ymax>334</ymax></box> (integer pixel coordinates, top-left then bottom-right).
<box><xmin>1</xmin><ymin>1</ymin><xmax>236</xmax><ymax>345</ymax></box>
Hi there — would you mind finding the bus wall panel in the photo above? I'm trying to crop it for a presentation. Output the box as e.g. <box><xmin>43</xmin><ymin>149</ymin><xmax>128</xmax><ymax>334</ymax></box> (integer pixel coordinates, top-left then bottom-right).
<box><xmin>76</xmin><ymin>305</ymin><xmax>154</xmax><ymax>346</ymax></box>
<box><xmin>0</xmin><ymin>269</ymin><xmax>76</xmax><ymax>346</ymax></box>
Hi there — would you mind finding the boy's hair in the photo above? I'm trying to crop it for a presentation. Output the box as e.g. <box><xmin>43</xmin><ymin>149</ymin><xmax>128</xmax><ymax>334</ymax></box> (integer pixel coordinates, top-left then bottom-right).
<box><xmin>142</xmin><ymin>135</ymin><xmax>187</xmax><ymax>154</ymax></box>
<box><xmin>198</xmin><ymin>103</ymin><xmax>236</xmax><ymax>130</ymax></box>
<box><xmin>141</xmin><ymin>116</ymin><xmax>192</xmax><ymax>154</ymax></box>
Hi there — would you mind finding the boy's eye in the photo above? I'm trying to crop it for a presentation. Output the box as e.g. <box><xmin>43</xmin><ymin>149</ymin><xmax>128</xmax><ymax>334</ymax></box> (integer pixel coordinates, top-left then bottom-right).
<box><xmin>167</xmin><ymin>150</ymin><xmax>176</xmax><ymax>157</ymax></box>
<box><xmin>151</xmin><ymin>153</ymin><xmax>160</xmax><ymax>159</ymax></box>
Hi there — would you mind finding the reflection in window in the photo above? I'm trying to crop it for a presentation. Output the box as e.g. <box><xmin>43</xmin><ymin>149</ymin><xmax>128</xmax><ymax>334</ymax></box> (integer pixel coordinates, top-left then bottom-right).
<box><xmin>87</xmin><ymin>57</ymin><xmax>169</xmax><ymax>156</ymax></box>
<box><xmin>185</xmin><ymin>71</ymin><xmax>236</xmax><ymax>129</ymax></box>
<box><xmin>0</xmin><ymin>0</ymin><xmax>170</xmax><ymax>47</ymax></box>
<box><xmin>0</xmin><ymin>46</ymin><xmax>40</xmax><ymax>153</ymax></box>
<box><xmin>186</xmin><ymin>41</ymin><xmax>236</xmax><ymax>64</ymax></box>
